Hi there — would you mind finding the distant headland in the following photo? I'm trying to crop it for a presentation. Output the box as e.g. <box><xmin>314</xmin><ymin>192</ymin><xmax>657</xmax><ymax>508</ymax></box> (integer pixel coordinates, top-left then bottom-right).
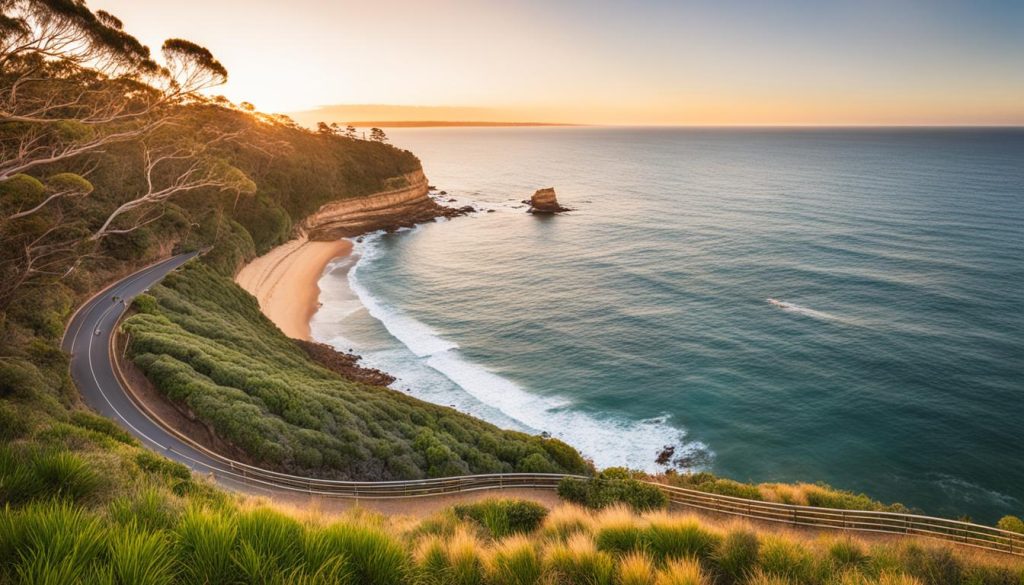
<box><xmin>345</xmin><ymin>121</ymin><xmax>579</xmax><ymax>128</ymax></box>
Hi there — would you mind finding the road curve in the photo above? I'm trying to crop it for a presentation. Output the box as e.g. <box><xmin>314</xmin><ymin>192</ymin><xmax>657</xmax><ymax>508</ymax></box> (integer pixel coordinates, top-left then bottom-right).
<box><xmin>61</xmin><ymin>253</ymin><xmax>266</xmax><ymax>494</ymax></box>
<box><xmin>57</xmin><ymin>255</ymin><xmax>1024</xmax><ymax>556</ymax></box>
<box><xmin>61</xmin><ymin>253</ymin><xmax>568</xmax><ymax>498</ymax></box>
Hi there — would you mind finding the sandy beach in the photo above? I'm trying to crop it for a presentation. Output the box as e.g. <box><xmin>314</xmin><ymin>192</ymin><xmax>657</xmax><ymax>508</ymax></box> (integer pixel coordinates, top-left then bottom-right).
<box><xmin>235</xmin><ymin>236</ymin><xmax>351</xmax><ymax>340</ymax></box>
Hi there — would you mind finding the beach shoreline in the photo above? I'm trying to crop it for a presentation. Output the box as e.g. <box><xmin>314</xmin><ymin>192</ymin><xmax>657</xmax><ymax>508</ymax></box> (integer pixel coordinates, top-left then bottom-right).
<box><xmin>235</xmin><ymin>236</ymin><xmax>351</xmax><ymax>340</ymax></box>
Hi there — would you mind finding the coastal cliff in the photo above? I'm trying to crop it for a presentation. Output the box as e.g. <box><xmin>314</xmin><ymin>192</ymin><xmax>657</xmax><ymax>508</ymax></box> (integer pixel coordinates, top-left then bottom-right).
<box><xmin>302</xmin><ymin>169</ymin><xmax>461</xmax><ymax>240</ymax></box>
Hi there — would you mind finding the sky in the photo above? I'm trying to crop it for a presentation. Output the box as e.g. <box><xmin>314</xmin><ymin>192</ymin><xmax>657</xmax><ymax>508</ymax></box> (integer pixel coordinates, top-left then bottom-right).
<box><xmin>90</xmin><ymin>0</ymin><xmax>1024</xmax><ymax>125</ymax></box>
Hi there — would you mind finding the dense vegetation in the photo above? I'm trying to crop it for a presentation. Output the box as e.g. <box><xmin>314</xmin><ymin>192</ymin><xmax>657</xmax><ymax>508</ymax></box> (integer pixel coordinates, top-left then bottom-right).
<box><xmin>559</xmin><ymin>474</ymin><xmax>670</xmax><ymax>512</ymax></box>
<box><xmin>1</xmin><ymin>496</ymin><xmax>1022</xmax><ymax>585</ymax></box>
<box><xmin>3</xmin><ymin>4</ymin><xmax>1023</xmax><ymax>583</ymax></box>
<box><xmin>122</xmin><ymin>261</ymin><xmax>590</xmax><ymax>479</ymax></box>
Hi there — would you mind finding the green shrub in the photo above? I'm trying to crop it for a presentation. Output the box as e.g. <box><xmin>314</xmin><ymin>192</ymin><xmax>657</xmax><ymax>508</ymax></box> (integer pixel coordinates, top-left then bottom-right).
<box><xmin>0</xmin><ymin>402</ymin><xmax>29</xmax><ymax>440</ymax></box>
<box><xmin>712</xmin><ymin>529</ymin><xmax>760</xmax><ymax>583</ymax></box>
<box><xmin>0</xmin><ymin>358</ymin><xmax>48</xmax><ymax>400</ymax></box>
<box><xmin>996</xmin><ymin>515</ymin><xmax>1024</xmax><ymax>534</ymax></box>
<box><xmin>557</xmin><ymin>476</ymin><xmax>668</xmax><ymax>512</ymax></box>
<box><xmin>453</xmin><ymin>499</ymin><xmax>549</xmax><ymax>538</ymax></box>
<box><xmin>135</xmin><ymin>450</ymin><xmax>192</xmax><ymax>482</ymax></box>
<box><xmin>700</xmin><ymin>479</ymin><xmax>763</xmax><ymax>501</ymax></box>
<box><xmin>124</xmin><ymin>262</ymin><xmax>592</xmax><ymax>481</ymax></box>
<box><xmin>70</xmin><ymin>411</ymin><xmax>135</xmax><ymax>445</ymax></box>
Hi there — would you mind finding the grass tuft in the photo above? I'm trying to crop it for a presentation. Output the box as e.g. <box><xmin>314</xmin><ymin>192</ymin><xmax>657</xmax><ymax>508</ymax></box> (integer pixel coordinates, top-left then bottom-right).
<box><xmin>322</xmin><ymin>520</ymin><xmax>408</xmax><ymax>585</ymax></box>
<box><xmin>713</xmin><ymin>527</ymin><xmax>760</xmax><ymax>583</ymax></box>
<box><xmin>486</xmin><ymin>534</ymin><xmax>543</xmax><ymax>585</ymax></box>
<box><xmin>654</xmin><ymin>556</ymin><xmax>710</xmax><ymax>585</ymax></box>
<box><xmin>643</xmin><ymin>514</ymin><xmax>722</xmax><ymax>562</ymax></box>
<box><xmin>618</xmin><ymin>550</ymin><xmax>657</xmax><ymax>585</ymax></box>
<box><xmin>543</xmin><ymin>532</ymin><xmax>616</xmax><ymax>585</ymax></box>
<box><xmin>175</xmin><ymin>506</ymin><xmax>239</xmax><ymax>585</ymax></box>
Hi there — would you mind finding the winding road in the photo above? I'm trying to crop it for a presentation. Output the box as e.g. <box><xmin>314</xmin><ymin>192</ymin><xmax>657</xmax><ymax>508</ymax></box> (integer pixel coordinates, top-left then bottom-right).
<box><xmin>60</xmin><ymin>253</ymin><xmax>567</xmax><ymax>500</ymax></box>
<box><xmin>61</xmin><ymin>253</ymin><xmax>258</xmax><ymax>493</ymax></box>
<box><xmin>58</xmin><ymin>254</ymin><xmax>1024</xmax><ymax>554</ymax></box>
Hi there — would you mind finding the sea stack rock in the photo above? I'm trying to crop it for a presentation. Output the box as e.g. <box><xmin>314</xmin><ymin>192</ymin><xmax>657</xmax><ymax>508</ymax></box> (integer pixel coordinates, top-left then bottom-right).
<box><xmin>528</xmin><ymin>187</ymin><xmax>570</xmax><ymax>214</ymax></box>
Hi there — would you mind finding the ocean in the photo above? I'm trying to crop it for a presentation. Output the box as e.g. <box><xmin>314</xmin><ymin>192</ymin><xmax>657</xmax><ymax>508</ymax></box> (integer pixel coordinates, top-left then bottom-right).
<box><xmin>310</xmin><ymin>127</ymin><xmax>1024</xmax><ymax>523</ymax></box>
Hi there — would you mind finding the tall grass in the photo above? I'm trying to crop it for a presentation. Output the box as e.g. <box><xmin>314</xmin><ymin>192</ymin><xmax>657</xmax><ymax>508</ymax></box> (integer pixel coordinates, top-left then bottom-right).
<box><xmin>757</xmin><ymin>534</ymin><xmax>819</xmax><ymax>582</ymax></box>
<box><xmin>108</xmin><ymin>524</ymin><xmax>176</xmax><ymax>585</ymax></box>
<box><xmin>235</xmin><ymin>507</ymin><xmax>304</xmax><ymax>573</ymax></box>
<box><xmin>413</xmin><ymin>528</ymin><xmax>487</xmax><ymax>585</ymax></box>
<box><xmin>487</xmin><ymin>535</ymin><xmax>544</xmax><ymax>585</ymax></box>
<box><xmin>618</xmin><ymin>551</ymin><xmax>657</xmax><ymax>585</ymax></box>
<box><xmin>0</xmin><ymin>500</ymin><xmax>108</xmax><ymax>583</ymax></box>
<box><xmin>713</xmin><ymin>527</ymin><xmax>761</xmax><ymax>583</ymax></box>
<box><xmin>594</xmin><ymin>505</ymin><xmax>646</xmax><ymax>555</ymax></box>
<box><xmin>108</xmin><ymin>486</ymin><xmax>183</xmax><ymax>531</ymax></box>
<box><xmin>541</xmin><ymin>504</ymin><xmax>593</xmax><ymax>542</ymax></box>
<box><xmin>654</xmin><ymin>557</ymin><xmax>710</xmax><ymax>585</ymax></box>
<box><xmin>644</xmin><ymin>513</ymin><xmax>723</xmax><ymax>562</ymax></box>
<box><xmin>175</xmin><ymin>507</ymin><xmax>239</xmax><ymax>585</ymax></box>
<box><xmin>0</xmin><ymin>446</ymin><xmax>101</xmax><ymax>505</ymax></box>
<box><xmin>1</xmin><ymin>497</ymin><xmax>1022</xmax><ymax>585</ymax></box>
<box><xmin>543</xmin><ymin>533</ymin><xmax>616</xmax><ymax>585</ymax></box>
<box><xmin>321</xmin><ymin>520</ymin><xmax>408</xmax><ymax>585</ymax></box>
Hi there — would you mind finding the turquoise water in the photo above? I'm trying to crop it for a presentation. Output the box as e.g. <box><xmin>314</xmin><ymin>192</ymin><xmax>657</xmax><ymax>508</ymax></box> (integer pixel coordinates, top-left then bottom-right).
<box><xmin>310</xmin><ymin>128</ymin><xmax>1024</xmax><ymax>522</ymax></box>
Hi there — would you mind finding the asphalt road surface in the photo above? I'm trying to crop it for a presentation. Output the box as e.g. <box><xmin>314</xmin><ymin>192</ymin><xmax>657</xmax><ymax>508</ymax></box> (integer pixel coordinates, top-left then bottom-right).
<box><xmin>61</xmin><ymin>253</ymin><xmax>269</xmax><ymax>494</ymax></box>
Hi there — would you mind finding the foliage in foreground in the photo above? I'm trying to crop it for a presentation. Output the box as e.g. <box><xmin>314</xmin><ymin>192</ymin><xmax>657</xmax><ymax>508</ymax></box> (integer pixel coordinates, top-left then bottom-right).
<box><xmin>558</xmin><ymin>472</ymin><xmax>669</xmax><ymax>512</ymax></box>
<box><xmin>1</xmin><ymin>497</ymin><xmax>1022</xmax><ymax>585</ymax></box>
<box><xmin>123</xmin><ymin>261</ymin><xmax>591</xmax><ymax>480</ymax></box>
<box><xmin>569</xmin><ymin>468</ymin><xmax>911</xmax><ymax>516</ymax></box>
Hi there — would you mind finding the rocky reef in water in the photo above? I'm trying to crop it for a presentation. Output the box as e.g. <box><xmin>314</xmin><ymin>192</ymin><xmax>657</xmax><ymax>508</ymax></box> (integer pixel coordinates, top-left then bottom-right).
<box><xmin>528</xmin><ymin>187</ymin><xmax>571</xmax><ymax>213</ymax></box>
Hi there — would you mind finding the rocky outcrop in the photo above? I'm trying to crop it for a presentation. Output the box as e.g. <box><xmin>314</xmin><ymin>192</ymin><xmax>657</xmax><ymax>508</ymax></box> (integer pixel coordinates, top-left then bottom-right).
<box><xmin>528</xmin><ymin>187</ymin><xmax>570</xmax><ymax>213</ymax></box>
<box><xmin>296</xmin><ymin>339</ymin><xmax>396</xmax><ymax>386</ymax></box>
<box><xmin>302</xmin><ymin>169</ymin><xmax>469</xmax><ymax>240</ymax></box>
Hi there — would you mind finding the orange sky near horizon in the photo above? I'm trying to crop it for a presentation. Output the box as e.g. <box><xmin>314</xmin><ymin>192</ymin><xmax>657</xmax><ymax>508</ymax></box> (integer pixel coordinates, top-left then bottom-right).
<box><xmin>90</xmin><ymin>0</ymin><xmax>1024</xmax><ymax>126</ymax></box>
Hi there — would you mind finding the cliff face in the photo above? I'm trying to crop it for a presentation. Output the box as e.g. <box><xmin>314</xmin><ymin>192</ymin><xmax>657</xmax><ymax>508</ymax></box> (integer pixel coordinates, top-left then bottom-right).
<box><xmin>302</xmin><ymin>169</ymin><xmax>456</xmax><ymax>240</ymax></box>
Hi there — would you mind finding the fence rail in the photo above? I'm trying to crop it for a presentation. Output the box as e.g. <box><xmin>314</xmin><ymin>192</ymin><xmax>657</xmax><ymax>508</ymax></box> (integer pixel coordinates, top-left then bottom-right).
<box><xmin>170</xmin><ymin>441</ymin><xmax>1024</xmax><ymax>557</ymax></box>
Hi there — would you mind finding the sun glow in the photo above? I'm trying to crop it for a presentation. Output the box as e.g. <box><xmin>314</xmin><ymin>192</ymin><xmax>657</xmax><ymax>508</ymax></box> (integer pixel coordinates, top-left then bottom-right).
<box><xmin>90</xmin><ymin>0</ymin><xmax>1024</xmax><ymax>126</ymax></box>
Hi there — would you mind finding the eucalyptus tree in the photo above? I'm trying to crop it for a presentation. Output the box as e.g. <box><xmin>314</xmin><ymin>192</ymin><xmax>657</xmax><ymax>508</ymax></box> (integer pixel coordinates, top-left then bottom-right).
<box><xmin>0</xmin><ymin>0</ymin><xmax>252</xmax><ymax>310</ymax></box>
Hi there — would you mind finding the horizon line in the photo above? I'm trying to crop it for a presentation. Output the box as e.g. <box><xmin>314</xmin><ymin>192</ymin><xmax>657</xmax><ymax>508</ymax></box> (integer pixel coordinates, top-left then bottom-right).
<box><xmin>337</xmin><ymin>121</ymin><xmax>1024</xmax><ymax>129</ymax></box>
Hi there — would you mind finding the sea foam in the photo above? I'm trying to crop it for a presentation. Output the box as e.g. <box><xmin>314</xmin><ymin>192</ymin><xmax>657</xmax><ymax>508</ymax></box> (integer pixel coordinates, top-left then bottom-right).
<box><xmin>313</xmin><ymin>231</ymin><xmax>709</xmax><ymax>472</ymax></box>
<box><xmin>767</xmin><ymin>298</ymin><xmax>841</xmax><ymax>321</ymax></box>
